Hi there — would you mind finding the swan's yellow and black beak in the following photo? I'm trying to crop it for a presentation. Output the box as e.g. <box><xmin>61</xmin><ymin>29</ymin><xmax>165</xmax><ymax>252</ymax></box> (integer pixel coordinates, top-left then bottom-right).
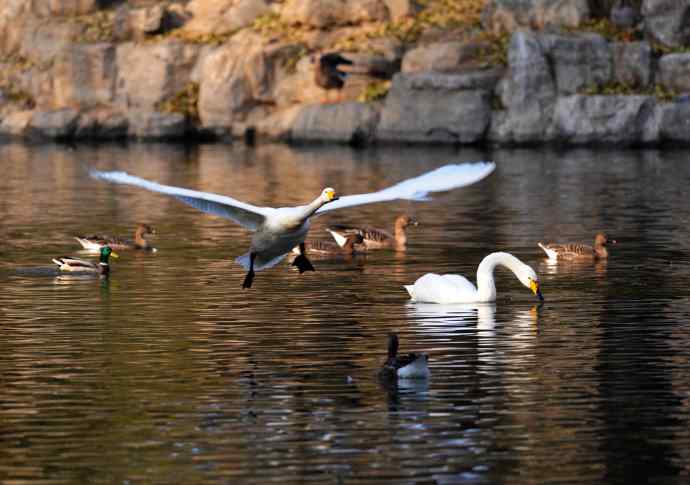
<box><xmin>325</xmin><ymin>189</ymin><xmax>339</xmax><ymax>201</ymax></box>
<box><xmin>529</xmin><ymin>279</ymin><xmax>543</xmax><ymax>301</ymax></box>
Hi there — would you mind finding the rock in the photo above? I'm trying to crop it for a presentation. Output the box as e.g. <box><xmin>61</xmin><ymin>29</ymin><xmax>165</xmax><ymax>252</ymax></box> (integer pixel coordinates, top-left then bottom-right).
<box><xmin>19</xmin><ymin>18</ymin><xmax>83</xmax><ymax>65</ymax></box>
<box><xmin>0</xmin><ymin>110</ymin><xmax>33</xmax><ymax>137</ymax></box>
<box><xmin>197</xmin><ymin>40</ymin><xmax>255</xmax><ymax>129</ymax></box>
<box><xmin>26</xmin><ymin>108</ymin><xmax>80</xmax><ymax>139</ymax></box>
<box><xmin>658</xmin><ymin>53</ymin><xmax>690</xmax><ymax>93</ymax></box>
<box><xmin>74</xmin><ymin>109</ymin><xmax>129</xmax><ymax>139</ymax></box>
<box><xmin>30</xmin><ymin>0</ymin><xmax>101</xmax><ymax>17</ymax></box>
<box><xmin>610</xmin><ymin>0</ymin><xmax>639</xmax><ymax>30</ymax></box>
<box><xmin>127</xmin><ymin>110</ymin><xmax>189</xmax><ymax>139</ymax></box>
<box><xmin>481</xmin><ymin>0</ymin><xmax>590</xmax><ymax>33</ymax></box>
<box><xmin>642</xmin><ymin>0</ymin><xmax>690</xmax><ymax>49</ymax></box>
<box><xmin>115</xmin><ymin>41</ymin><xmax>200</xmax><ymax>110</ymax></box>
<box><xmin>183</xmin><ymin>0</ymin><xmax>271</xmax><ymax>36</ymax></box>
<box><xmin>542</xmin><ymin>32</ymin><xmax>612</xmax><ymax>94</ymax></box>
<box><xmin>281</xmin><ymin>0</ymin><xmax>389</xmax><ymax>28</ymax></box>
<box><xmin>612</xmin><ymin>41</ymin><xmax>652</xmax><ymax>88</ymax></box>
<box><xmin>53</xmin><ymin>43</ymin><xmax>117</xmax><ymax>109</ymax></box>
<box><xmin>377</xmin><ymin>72</ymin><xmax>492</xmax><ymax>144</ymax></box>
<box><xmin>114</xmin><ymin>3</ymin><xmax>173</xmax><ymax>40</ymax></box>
<box><xmin>290</xmin><ymin>102</ymin><xmax>380</xmax><ymax>144</ymax></box>
<box><xmin>251</xmin><ymin>105</ymin><xmax>302</xmax><ymax>141</ymax></box>
<box><xmin>657</xmin><ymin>101</ymin><xmax>690</xmax><ymax>143</ymax></box>
<box><xmin>384</xmin><ymin>0</ymin><xmax>422</xmax><ymax>21</ymax></box>
<box><xmin>401</xmin><ymin>41</ymin><xmax>492</xmax><ymax>73</ymax></box>
<box><xmin>552</xmin><ymin>95</ymin><xmax>656</xmax><ymax>145</ymax></box>
<box><xmin>197</xmin><ymin>33</ymin><xmax>304</xmax><ymax>128</ymax></box>
<box><xmin>489</xmin><ymin>30</ymin><xmax>556</xmax><ymax>144</ymax></box>
<box><xmin>0</xmin><ymin>0</ymin><xmax>31</xmax><ymax>56</ymax></box>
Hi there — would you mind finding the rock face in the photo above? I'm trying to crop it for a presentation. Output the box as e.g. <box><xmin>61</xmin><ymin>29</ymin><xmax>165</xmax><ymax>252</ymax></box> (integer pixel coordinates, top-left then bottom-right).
<box><xmin>552</xmin><ymin>95</ymin><xmax>655</xmax><ymax>145</ymax></box>
<box><xmin>612</xmin><ymin>41</ymin><xmax>652</xmax><ymax>88</ymax></box>
<box><xmin>290</xmin><ymin>102</ymin><xmax>380</xmax><ymax>144</ymax></box>
<box><xmin>377</xmin><ymin>72</ymin><xmax>494</xmax><ymax>143</ymax></box>
<box><xmin>490</xmin><ymin>30</ymin><xmax>556</xmax><ymax>143</ymax></box>
<box><xmin>642</xmin><ymin>0</ymin><xmax>690</xmax><ymax>48</ymax></box>
<box><xmin>542</xmin><ymin>33</ymin><xmax>612</xmax><ymax>94</ymax></box>
<box><xmin>658</xmin><ymin>53</ymin><xmax>690</xmax><ymax>93</ymax></box>
<box><xmin>281</xmin><ymin>0</ymin><xmax>389</xmax><ymax>28</ymax></box>
<box><xmin>482</xmin><ymin>0</ymin><xmax>591</xmax><ymax>32</ymax></box>
<box><xmin>1</xmin><ymin>0</ymin><xmax>690</xmax><ymax>145</ymax></box>
<box><xmin>401</xmin><ymin>41</ymin><xmax>491</xmax><ymax>73</ymax></box>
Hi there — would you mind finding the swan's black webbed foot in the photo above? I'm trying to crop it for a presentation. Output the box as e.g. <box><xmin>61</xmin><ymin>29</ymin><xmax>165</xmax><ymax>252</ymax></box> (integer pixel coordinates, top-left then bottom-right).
<box><xmin>292</xmin><ymin>255</ymin><xmax>315</xmax><ymax>273</ymax></box>
<box><xmin>292</xmin><ymin>243</ymin><xmax>315</xmax><ymax>273</ymax></box>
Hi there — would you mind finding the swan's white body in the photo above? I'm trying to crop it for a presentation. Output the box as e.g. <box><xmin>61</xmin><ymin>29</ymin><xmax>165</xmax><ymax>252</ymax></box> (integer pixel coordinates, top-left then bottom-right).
<box><xmin>405</xmin><ymin>252</ymin><xmax>542</xmax><ymax>304</ymax></box>
<box><xmin>91</xmin><ymin>162</ymin><xmax>495</xmax><ymax>274</ymax></box>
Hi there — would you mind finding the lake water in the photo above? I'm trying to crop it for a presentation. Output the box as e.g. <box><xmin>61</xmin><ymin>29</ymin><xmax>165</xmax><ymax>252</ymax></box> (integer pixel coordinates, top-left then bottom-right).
<box><xmin>1</xmin><ymin>142</ymin><xmax>689</xmax><ymax>484</ymax></box>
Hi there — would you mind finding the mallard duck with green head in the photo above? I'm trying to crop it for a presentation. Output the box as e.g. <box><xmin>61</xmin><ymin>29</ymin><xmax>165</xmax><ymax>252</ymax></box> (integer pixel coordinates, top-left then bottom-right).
<box><xmin>53</xmin><ymin>246</ymin><xmax>119</xmax><ymax>275</ymax></box>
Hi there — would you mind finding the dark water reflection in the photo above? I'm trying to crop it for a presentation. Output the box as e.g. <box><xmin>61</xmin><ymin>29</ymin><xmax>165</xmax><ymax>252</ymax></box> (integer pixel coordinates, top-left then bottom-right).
<box><xmin>1</xmin><ymin>142</ymin><xmax>689</xmax><ymax>483</ymax></box>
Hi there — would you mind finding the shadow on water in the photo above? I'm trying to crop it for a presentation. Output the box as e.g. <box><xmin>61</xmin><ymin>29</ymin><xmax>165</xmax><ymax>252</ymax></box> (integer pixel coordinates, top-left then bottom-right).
<box><xmin>1</xmin><ymin>142</ymin><xmax>690</xmax><ymax>483</ymax></box>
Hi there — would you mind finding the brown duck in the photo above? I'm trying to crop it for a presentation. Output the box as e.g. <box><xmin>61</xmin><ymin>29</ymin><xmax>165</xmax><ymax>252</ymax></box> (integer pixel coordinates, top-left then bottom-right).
<box><xmin>538</xmin><ymin>233</ymin><xmax>615</xmax><ymax>260</ymax></box>
<box><xmin>291</xmin><ymin>233</ymin><xmax>365</xmax><ymax>256</ymax></box>
<box><xmin>75</xmin><ymin>223</ymin><xmax>157</xmax><ymax>252</ymax></box>
<box><xmin>327</xmin><ymin>214</ymin><xmax>418</xmax><ymax>251</ymax></box>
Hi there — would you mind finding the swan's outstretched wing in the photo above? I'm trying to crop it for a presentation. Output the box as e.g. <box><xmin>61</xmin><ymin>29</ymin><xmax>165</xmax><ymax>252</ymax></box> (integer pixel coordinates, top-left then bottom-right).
<box><xmin>90</xmin><ymin>170</ymin><xmax>269</xmax><ymax>230</ymax></box>
<box><xmin>315</xmin><ymin>162</ymin><xmax>495</xmax><ymax>215</ymax></box>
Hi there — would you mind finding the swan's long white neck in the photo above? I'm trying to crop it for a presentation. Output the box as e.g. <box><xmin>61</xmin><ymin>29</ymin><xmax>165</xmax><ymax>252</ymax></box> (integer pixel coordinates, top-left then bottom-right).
<box><xmin>296</xmin><ymin>196</ymin><xmax>328</xmax><ymax>222</ymax></box>
<box><xmin>476</xmin><ymin>252</ymin><xmax>526</xmax><ymax>302</ymax></box>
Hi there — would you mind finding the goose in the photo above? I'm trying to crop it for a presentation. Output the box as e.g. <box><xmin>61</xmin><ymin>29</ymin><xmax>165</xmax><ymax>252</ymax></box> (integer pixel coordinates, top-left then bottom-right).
<box><xmin>378</xmin><ymin>333</ymin><xmax>430</xmax><ymax>380</ymax></box>
<box><xmin>404</xmin><ymin>252</ymin><xmax>543</xmax><ymax>304</ymax></box>
<box><xmin>327</xmin><ymin>214</ymin><xmax>418</xmax><ymax>251</ymax></box>
<box><xmin>291</xmin><ymin>233</ymin><xmax>365</xmax><ymax>256</ymax></box>
<box><xmin>90</xmin><ymin>162</ymin><xmax>495</xmax><ymax>289</ymax></box>
<box><xmin>75</xmin><ymin>223</ymin><xmax>157</xmax><ymax>252</ymax></box>
<box><xmin>53</xmin><ymin>246</ymin><xmax>118</xmax><ymax>275</ymax></box>
<box><xmin>538</xmin><ymin>233</ymin><xmax>615</xmax><ymax>261</ymax></box>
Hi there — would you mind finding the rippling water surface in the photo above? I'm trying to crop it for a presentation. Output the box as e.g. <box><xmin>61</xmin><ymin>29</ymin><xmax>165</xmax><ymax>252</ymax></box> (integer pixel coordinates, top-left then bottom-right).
<box><xmin>1</xmin><ymin>142</ymin><xmax>689</xmax><ymax>484</ymax></box>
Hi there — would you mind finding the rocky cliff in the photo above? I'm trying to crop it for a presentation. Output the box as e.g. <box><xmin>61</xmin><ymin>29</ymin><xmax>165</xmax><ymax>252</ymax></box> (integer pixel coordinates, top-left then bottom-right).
<box><xmin>0</xmin><ymin>0</ymin><xmax>688</xmax><ymax>145</ymax></box>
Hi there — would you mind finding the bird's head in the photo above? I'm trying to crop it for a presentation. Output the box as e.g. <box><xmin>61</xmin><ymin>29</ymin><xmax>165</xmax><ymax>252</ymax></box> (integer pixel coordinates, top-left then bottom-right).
<box><xmin>519</xmin><ymin>265</ymin><xmax>543</xmax><ymax>301</ymax></box>
<box><xmin>100</xmin><ymin>246</ymin><xmax>119</xmax><ymax>262</ymax></box>
<box><xmin>321</xmin><ymin>188</ymin><xmax>339</xmax><ymax>203</ymax></box>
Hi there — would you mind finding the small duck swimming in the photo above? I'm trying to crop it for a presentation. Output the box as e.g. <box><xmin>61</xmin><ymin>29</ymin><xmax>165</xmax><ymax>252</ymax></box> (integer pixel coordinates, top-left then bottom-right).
<box><xmin>327</xmin><ymin>214</ymin><xmax>418</xmax><ymax>251</ymax></box>
<box><xmin>292</xmin><ymin>233</ymin><xmax>365</xmax><ymax>256</ymax></box>
<box><xmin>53</xmin><ymin>246</ymin><xmax>118</xmax><ymax>275</ymax></box>
<box><xmin>378</xmin><ymin>333</ymin><xmax>430</xmax><ymax>380</ymax></box>
<box><xmin>75</xmin><ymin>223</ymin><xmax>156</xmax><ymax>252</ymax></box>
<box><xmin>538</xmin><ymin>233</ymin><xmax>615</xmax><ymax>261</ymax></box>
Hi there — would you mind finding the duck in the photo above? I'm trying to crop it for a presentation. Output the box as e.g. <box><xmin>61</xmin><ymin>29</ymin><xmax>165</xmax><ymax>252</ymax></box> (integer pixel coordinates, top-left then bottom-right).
<box><xmin>52</xmin><ymin>246</ymin><xmax>118</xmax><ymax>275</ymax></box>
<box><xmin>91</xmin><ymin>162</ymin><xmax>495</xmax><ymax>289</ymax></box>
<box><xmin>315</xmin><ymin>52</ymin><xmax>353</xmax><ymax>103</ymax></box>
<box><xmin>327</xmin><ymin>214</ymin><xmax>418</xmax><ymax>251</ymax></box>
<box><xmin>405</xmin><ymin>252</ymin><xmax>543</xmax><ymax>304</ymax></box>
<box><xmin>291</xmin><ymin>233</ymin><xmax>365</xmax><ymax>256</ymax></box>
<box><xmin>538</xmin><ymin>233</ymin><xmax>615</xmax><ymax>261</ymax></box>
<box><xmin>378</xmin><ymin>333</ymin><xmax>430</xmax><ymax>380</ymax></box>
<box><xmin>75</xmin><ymin>223</ymin><xmax>157</xmax><ymax>251</ymax></box>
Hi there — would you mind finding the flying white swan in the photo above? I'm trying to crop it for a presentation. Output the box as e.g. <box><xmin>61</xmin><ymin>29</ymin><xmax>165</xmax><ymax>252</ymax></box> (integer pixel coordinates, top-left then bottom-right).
<box><xmin>90</xmin><ymin>162</ymin><xmax>495</xmax><ymax>288</ymax></box>
<box><xmin>405</xmin><ymin>252</ymin><xmax>543</xmax><ymax>304</ymax></box>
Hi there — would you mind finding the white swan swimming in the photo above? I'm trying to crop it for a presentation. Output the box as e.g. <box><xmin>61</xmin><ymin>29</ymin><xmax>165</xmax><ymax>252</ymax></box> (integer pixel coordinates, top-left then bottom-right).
<box><xmin>404</xmin><ymin>252</ymin><xmax>543</xmax><ymax>304</ymax></box>
<box><xmin>91</xmin><ymin>162</ymin><xmax>495</xmax><ymax>288</ymax></box>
